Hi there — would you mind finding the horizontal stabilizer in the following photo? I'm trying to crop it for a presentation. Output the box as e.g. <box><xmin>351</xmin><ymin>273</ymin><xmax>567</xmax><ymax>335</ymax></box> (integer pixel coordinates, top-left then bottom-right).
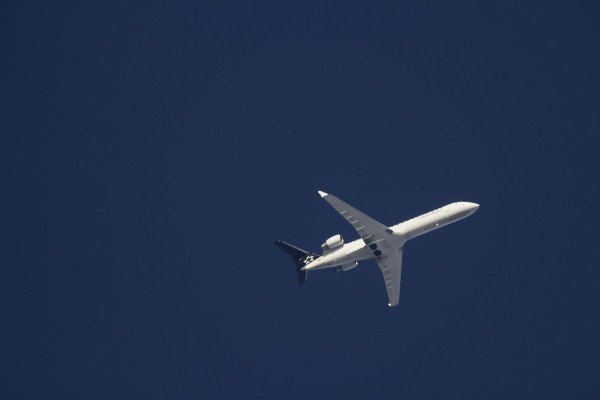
<box><xmin>274</xmin><ymin>240</ymin><xmax>317</xmax><ymax>284</ymax></box>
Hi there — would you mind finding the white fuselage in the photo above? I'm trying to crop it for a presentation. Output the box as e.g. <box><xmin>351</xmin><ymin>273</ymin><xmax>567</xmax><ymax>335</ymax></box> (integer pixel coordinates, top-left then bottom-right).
<box><xmin>302</xmin><ymin>202</ymin><xmax>479</xmax><ymax>271</ymax></box>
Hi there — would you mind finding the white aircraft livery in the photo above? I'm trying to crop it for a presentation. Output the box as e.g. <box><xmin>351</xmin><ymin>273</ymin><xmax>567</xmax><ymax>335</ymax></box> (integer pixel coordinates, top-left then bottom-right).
<box><xmin>275</xmin><ymin>191</ymin><xmax>479</xmax><ymax>307</ymax></box>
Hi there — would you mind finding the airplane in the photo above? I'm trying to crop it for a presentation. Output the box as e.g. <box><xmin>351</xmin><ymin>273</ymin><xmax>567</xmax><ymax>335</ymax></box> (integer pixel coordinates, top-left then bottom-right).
<box><xmin>275</xmin><ymin>191</ymin><xmax>479</xmax><ymax>307</ymax></box>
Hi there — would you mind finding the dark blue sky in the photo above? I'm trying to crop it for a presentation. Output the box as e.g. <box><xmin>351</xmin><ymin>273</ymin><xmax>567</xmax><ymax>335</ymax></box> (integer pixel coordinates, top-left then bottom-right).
<box><xmin>2</xmin><ymin>2</ymin><xmax>599</xmax><ymax>399</ymax></box>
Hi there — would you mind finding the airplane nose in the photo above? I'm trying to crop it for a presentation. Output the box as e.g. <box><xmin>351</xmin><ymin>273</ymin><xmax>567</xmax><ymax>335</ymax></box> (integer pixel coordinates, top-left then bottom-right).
<box><xmin>467</xmin><ymin>202</ymin><xmax>479</xmax><ymax>212</ymax></box>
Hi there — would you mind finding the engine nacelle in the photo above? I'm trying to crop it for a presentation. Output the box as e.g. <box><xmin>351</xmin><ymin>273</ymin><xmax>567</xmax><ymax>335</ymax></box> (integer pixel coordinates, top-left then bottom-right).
<box><xmin>321</xmin><ymin>234</ymin><xmax>344</xmax><ymax>251</ymax></box>
<box><xmin>333</xmin><ymin>261</ymin><xmax>358</xmax><ymax>272</ymax></box>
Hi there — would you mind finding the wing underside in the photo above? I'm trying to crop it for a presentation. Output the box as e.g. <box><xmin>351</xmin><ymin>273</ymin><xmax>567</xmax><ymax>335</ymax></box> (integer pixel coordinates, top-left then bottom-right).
<box><xmin>318</xmin><ymin>191</ymin><xmax>404</xmax><ymax>307</ymax></box>
<box><xmin>318</xmin><ymin>191</ymin><xmax>389</xmax><ymax>244</ymax></box>
<box><xmin>376</xmin><ymin>247</ymin><xmax>403</xmax><ymax>307</ymax></box>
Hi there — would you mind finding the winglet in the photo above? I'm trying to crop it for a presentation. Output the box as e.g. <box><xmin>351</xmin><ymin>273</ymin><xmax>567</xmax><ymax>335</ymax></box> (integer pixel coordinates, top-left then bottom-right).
<box><xmin>318</xmin><ymin>190</ymin><xmax>328</xmax><ymax>197</ymax></box>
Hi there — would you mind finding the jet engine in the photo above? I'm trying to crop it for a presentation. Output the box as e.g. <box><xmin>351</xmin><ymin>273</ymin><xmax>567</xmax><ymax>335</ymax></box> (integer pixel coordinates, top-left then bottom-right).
<box><xmin>321</xmin><ymin>234</ymin><xmax>344</xmax><ymax>251</ymax></box>
<box><xmin>333</xmin><ymin>261</ymin><xmax>359</xmax><ymax>272</ymax></box>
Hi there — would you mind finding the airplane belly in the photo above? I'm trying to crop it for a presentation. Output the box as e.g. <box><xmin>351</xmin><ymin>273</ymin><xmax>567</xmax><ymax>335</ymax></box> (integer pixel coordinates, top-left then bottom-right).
<box><xmin>348</xmin><ymin>247</ymin><xmax>378</xmax><ymax>261</ymax></box>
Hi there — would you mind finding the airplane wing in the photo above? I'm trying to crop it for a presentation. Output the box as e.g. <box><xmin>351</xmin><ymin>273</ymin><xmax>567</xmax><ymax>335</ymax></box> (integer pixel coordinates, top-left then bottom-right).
<box><xmin>318</xmin><ymin>191</ymin><xmax>403</xmax><ymax>306</ymax></box>
<box><xmin>318</xmin><ymin>191</ymin><xmax>389</xmax><ymax>244</ymax></box>
<box><xmin>376</xmin><ymin>247</ymin><xmax>403</xmax><ymax>307</ymax></box>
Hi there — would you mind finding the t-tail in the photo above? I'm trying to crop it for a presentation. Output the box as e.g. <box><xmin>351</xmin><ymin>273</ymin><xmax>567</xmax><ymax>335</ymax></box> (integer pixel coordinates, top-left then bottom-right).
<box><xmin>274</xmin><ymin>240</ymin><xmax>317</xmax><ymax>284</ymax></box>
